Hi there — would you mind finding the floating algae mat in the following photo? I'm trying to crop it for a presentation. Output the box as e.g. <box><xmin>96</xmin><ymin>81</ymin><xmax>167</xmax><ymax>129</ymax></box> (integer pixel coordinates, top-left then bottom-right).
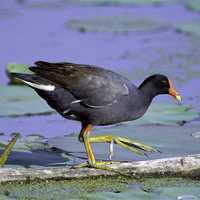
<box><xmin>135</xmin><ymin>103</ymin><xmax>198</xmax><ymax>125</ymax></box>
<box><xmin>0</xmin><ymin>177</ymin><xmax>200</xmax><ymax>199</ymax></box>
<box><xmin>67</xmin><ymin>0</ymin><xmax>177</xmax><ymax>6</ymax></box>
<box><xmin>0</xmin><ymin>85</ymin><xmax>54</xmax><ymax>117</ymax></box>
<box><xmin>176</xmin><ymin>22</ymin><xmax>200</xmax><ymax>38</ymax></box>
<box><xmin>185</xmin><ymin>0</ymin><xmax>200</xmax><ymax>13</ymax></box>
<box><xmin>6</xmin><ymin>63</ymin><xmax>33</xmax><ymax>85</ymax></box>
<box><xmin>68</xmin><ymin>15</ymin><xmax>169</xmax><ymax>33</ymax></box>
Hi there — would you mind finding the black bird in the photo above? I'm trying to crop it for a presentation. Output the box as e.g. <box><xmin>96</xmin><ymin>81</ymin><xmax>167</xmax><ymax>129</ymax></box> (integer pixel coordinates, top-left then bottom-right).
<box><xmin>12</xmin><ymin>61</ymin><xmax>181</xmax><ymax>167</ymax></box>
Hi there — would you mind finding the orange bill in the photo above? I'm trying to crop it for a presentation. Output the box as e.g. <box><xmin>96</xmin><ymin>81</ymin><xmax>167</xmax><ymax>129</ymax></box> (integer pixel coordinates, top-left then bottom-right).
<box><xmin>168</xmin><ymin>79</ymin><xmax>181</xmax><ymax>101</ymax></box>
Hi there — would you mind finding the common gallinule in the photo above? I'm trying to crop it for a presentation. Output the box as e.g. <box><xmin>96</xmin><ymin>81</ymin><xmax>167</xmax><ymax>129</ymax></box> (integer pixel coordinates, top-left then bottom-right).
<box><xmin>12</xmin><ymin>61</ymin><xmax>181</xmax><ymax>167</ymax></box>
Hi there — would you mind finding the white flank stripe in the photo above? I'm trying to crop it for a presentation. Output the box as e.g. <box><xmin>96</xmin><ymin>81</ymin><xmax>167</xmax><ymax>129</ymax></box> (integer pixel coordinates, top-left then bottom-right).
<box><xmin>71</xmin><ymin>99</ymin><xmax>82</xmax><ymax>104</ymax></box>
<box><xmin>22</xmin><ymin>80</ymin><xmax>55</xmax><ymax>91</ymax></box>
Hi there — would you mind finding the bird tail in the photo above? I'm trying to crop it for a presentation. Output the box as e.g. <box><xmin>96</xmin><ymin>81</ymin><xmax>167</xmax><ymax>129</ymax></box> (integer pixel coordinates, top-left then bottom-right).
<box><xmin>11</xmin><ymin>73</ymin><xmax>55</xmax><ymax>91</ymax></box>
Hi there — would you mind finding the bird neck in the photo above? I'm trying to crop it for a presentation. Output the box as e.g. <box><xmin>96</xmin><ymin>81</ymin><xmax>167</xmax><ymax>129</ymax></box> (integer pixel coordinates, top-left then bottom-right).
<box><xmin>138</xmin><ymin>81</ymin><xmax>158</xmax><ymax>102</ymax></box>
<box><xmin>130</xmin><ymin>82</ymin><xmax>157</xmax><ymax>119</ymax></box>
<box><xmin>128</xmin><ymin>86</ymin><xmax>154</xmax><ymax>121</ymax></box>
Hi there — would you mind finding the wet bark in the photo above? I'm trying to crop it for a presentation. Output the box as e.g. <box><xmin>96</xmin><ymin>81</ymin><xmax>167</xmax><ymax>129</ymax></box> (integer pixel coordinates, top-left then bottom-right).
<box><xmin>1</xmin><ymin>154</ymin><xmax>200</xmax><ymax>183</ymax></box>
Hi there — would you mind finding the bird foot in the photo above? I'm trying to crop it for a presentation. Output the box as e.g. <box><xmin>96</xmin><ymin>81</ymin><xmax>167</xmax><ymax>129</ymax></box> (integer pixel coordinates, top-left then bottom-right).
<box><xmin>88</xmin><ymin>135</ymin><xmax>160</xmax><ymax>160</ymax></box>
<box><xmin>114</xmin><ymin>136</ymin><xmax>160</xmax><ymax>155</ymax></box>
<box><xmin>73</xmin><ymin>161</ymin><xmax>120</xmax><ymax>171</ymax></box>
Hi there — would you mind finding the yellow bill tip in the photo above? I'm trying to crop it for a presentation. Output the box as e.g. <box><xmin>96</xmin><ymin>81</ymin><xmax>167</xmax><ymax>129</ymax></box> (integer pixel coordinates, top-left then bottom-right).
<box><xmin>175</xmin><ymin>95</ymin><xmax>182</xmax><ymax>102</ymax></box>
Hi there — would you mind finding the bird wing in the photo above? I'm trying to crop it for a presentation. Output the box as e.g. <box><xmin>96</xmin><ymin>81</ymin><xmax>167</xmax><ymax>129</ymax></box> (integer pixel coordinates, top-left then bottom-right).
<box><xmin>29</xmin><ymin>61</ymin><xmax>131</xmax><ymax>107</ymax></box>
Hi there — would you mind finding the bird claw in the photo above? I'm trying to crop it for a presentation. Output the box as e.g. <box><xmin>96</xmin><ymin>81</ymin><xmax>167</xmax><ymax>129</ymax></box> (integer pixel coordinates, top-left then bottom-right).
<box><xmin>88</xmin><ymin>134</ymin><xmax>159</xmax><ymax>159</ymax></box>
<box><xmin>73</xmin><ymin>160</ymin><xmax>120</xmax><ymax>171</ymax></box>
<box><xmin>108</xmin><ymin>140</ymin><xmax>114</xmax><ymax>160</ymax></box>
<box><xmin>115</xmin><ymin>136</ymin><xmax>159</xmax><ymax>154</ymax></box>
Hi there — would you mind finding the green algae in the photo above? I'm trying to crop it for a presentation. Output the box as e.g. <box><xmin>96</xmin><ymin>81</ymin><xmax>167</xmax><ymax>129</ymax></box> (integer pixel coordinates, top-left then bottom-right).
<box><xmin>176</xmin><ymin>22</ymin><xmax>200</xmax><ymax>38</ymax></box>
<box><xmin>68</xmin><ymin>15</ymin><xmax>169</xmax><ymax>33</ymax></box>
<box><xmin>6</xmin><ymin>63</ymin><xmax>33</xmax><ymax>85</ymax></box>
<box><xmin>0</xmin><ymin>133</ymin><xmax>63</xmax><ymax>157</ymax></box>
<box><xmin>185</xmin><ymin>0</ymin><xmax>200</xmax><ymax>12</ymax></box>
<box><xmin>0</xmin><ymin>177</ymin><xmax>199</xmax><ymax>200</ymax></box>
<box><xmin>13</xmin><ymin>134</ymin><xmax>50</xmax><ymax>153</ymax></box>
<box><xmin>0</xmin><ymin>85</ymin><xmax>54</xmax><ymax>117</ymax></box>
<box><xmin>28</xmin><ymin>1</ymin><xmax>65</xmax><ymax>10</ymax></box>
<box><xmin>0</xmin><ymin>176</ymin><xmax>130</xmax><ymax>200</ymax></box>
<box><xmin>67</xmin><ymin>0</ymin><xmax>176</xmax><ymax>6</ymax></box>
<box><xmin>128</xmin><ymin>103</ymin><xmax>198</xmax><ymax>126</ymax></box>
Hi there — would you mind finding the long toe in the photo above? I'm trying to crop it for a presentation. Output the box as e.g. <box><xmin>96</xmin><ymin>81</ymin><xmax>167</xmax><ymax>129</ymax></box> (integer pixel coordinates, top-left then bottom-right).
<box><xmin>108</xmin><ymin>140</ymin><xmax>114</xmax><ymax>160</ymax></box>
<box><xmin>114</xmin><ymin>136</ymin><xmax>159</xmax><ymax>155</ymax></box>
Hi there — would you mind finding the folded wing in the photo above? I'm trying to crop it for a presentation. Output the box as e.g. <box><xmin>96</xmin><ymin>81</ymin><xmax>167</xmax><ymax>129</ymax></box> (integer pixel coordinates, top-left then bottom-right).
<box><xmin>29</xmin><ymin>61</ymin><xmax>131</xmax><ymax>108</ymax></box>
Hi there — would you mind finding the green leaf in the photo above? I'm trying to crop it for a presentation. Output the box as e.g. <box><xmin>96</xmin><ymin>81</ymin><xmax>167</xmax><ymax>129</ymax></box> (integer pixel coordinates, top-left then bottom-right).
<box><xmin>0</xmin><ymin>134</ymin><xmax>53</xmax><ymax>154</ymax></box>
<box><xmin>185</xmin><ymin>0</ymin><xmax>200</xmax><ymax>12</ymax></box>
<box><xmin>0</xmin><ymin>134</ymin><xmax>20</xmax><ymax>167</ymax></box>
<box><xmin>0</xmin><ymin>85</ymin><xmax>54</xmax><ymax>117</ymax></box>
<box><xmin>176</xmin><ymin>22</ymin><xmax>200</xmax><ymax>38</ymax></box>
<box><xmin>14</xmin><ymin>134</ymin><xmax>50</xmax><ymax>152</ymax></box>
<box><xmin>132</xmin><ymin>103</ymin><xmax>198</xmax><ymax>125</ymax></box>
<box><xmin>0</xmin><ymin>142</ymin><xmax>6</xmax><ymax>148</ymax></box>
<box><xmin>67</xmin><ymin>0</ymin><xmax>176</xmax><ymax>6</ymax></box>
<box><xmin>68</xmin><ymin>15</ymin><xmax>169</xmax><ymax>33</ymax></box>
<box><xmin>6</xmin><ymin>63</ymin><xmax>33</xmax><ymax>84</ymax></box>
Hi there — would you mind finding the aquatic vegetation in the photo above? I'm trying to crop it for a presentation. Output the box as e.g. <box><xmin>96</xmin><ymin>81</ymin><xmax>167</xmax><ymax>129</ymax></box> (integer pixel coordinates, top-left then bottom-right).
<box><xmin>0</xmin><ymin>177</ymin><xmax>199</xmax><ymax>200</ymax></box>
<box><xmin>0</xmin><ymin>134</ymin><xmax>19</xmax><ymax>167</ymax></box>
<box><xmin>0</xmin><ymin>85</ymin><xmax>54</xmax><ymax>117</ymax></box>
<box><xmin>68</xmin><ymin>15</ymin><xmax>169</xmax><ymax>33</ymax></box>
<box><xmin>186</xmin><ymin>0</ymin><xmax>200</xmax><ymax>12</ymax></box>
<box><xmin>136</xmin><ymin>103</ymin><xmax>198</xmax><ymax>125</ymax></box>
<box><xmin>67</xmin><ymin>0</ymin><xmax>177</xmax><ymax>6</ymax></box>
<box><xmin>176</xmin><ymin>22</ymin><xmax>200</xmax><ymax>38</ymax></box>
<box><xmin>6</xmin><ymin>63</ymin><xmax>32</xmax><ymax>84</ymax></box>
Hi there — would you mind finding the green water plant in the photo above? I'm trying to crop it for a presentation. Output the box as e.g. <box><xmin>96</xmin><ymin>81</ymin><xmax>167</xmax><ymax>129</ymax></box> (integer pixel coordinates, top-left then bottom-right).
<box><xmin>6</xmin><ymin>63</ymin><xmax>32</xmax><ymax>84</ymax></box>
<box><xmin>68</xmin><ymin>15</ymin><xmax>169</xmax><ymax>33</ymax></box>
<box><xmin>67</xmin><ymin>0</ymin><xmax>176</xmax><ymax>6</ymax></box>
<box><xmin>0</xmin><ymin>134</ymin><xmax>20</xmax><ymax>167</ymax></box>
<box><xmin>176</xmin><ymin>22</ymin><xmax>200</xmax><ymax>38</ymax></box>
<box><xmin>0</xmin><ymin>85</ymin><xmax>54</xmax><ymax>117</ymax></box>
<box><xmin>186</xmin><ymin>0</ymin><xmax>200</xmax><ymax>12</ymax></box>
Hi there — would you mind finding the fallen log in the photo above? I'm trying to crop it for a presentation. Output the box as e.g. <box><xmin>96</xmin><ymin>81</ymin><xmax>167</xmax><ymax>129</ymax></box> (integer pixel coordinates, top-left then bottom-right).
<box><xmin>1</xmin><ymin>153</ymin><xmax>200</xmax><ymax>183</ymax></box>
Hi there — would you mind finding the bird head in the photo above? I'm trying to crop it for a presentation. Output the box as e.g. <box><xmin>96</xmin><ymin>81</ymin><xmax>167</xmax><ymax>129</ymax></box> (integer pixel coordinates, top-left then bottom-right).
<box><xmin>139</xmin><ymin>74</ymin><xmax>181</xmax><ymax>102</ymax></box>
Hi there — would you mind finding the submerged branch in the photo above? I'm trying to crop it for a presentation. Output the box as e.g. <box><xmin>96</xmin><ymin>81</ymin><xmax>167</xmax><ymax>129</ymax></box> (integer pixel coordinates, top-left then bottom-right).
<box><xmin>1</xmin><ymin>153</ymin><xmax>200</xmax><ymax>183</ymax></box>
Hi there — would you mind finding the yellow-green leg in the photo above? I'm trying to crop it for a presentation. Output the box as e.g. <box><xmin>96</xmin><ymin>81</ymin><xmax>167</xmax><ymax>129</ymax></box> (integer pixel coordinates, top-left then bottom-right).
<box><xmin>77</xmin><ymin>123</ymin><xmax>116</xmax><ymax>170</ymax></box>
<box><xmin>81</xmin><ymin>124</ymin><xmax>96</xmax><ymax>166</ymax></box>
<box><xmin>88</xmin><ymin>135</ymin><xmax>158</xmax><ymax>160</ymax></box>
<box><xmin>77</xmin><ymin>123</ymin><xmax>158</xmax><ymax>169</ymax></box>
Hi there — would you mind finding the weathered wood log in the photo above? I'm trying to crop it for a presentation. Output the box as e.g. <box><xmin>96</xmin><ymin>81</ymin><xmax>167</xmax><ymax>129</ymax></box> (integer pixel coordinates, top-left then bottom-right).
<box><xmin>1</xmin><ymin>154</ymin><xmax>200</xmax><ymax>183</ymax></box>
